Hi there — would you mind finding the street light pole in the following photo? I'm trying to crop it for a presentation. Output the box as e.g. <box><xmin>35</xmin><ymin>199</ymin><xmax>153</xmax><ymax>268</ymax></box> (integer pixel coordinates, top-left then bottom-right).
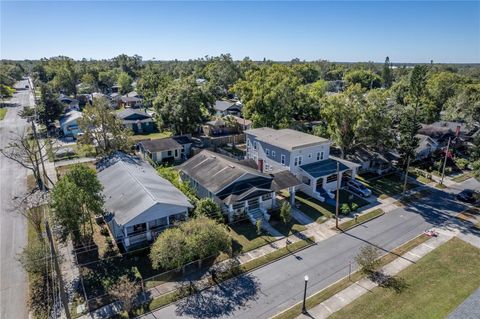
<box><xmin>302</xmin><ymin>275</ymin><xmax>309</xmax><ymax>314</ymax></box>
<box><xmin>402</xmin><ymin>155</ymin><xmax>411</xmax><ymax>198</ymax></box>
<box><xmin>335</xmin><ymin>161</ymin><xmax>340</xmax><ymax>229</ymax></box>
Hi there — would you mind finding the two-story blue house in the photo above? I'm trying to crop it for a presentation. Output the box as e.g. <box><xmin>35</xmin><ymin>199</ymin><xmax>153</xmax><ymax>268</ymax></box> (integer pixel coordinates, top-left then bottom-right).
<box><xmin>245</xmin><ymin>128</ymin><xmax>359</xmax><ymax>202</ymax></box>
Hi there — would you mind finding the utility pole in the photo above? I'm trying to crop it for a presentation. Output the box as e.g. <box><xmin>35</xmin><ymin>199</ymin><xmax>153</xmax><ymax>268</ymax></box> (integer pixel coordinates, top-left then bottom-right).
<box><xmin>30</xmin><ymin>118</ymin><xmax>51</xmax><ymax>190</ymax></box>
<box><xmin>335</xmin><ymin>161</ymin><xmax>340</xmax><ymax>229</ymax></box>
<box><xmin>45</xmin><ymin>219</ymin><xmax>72</xmax><ymax>319</ymax></box>
<box><xmin>402</xmin><ymin>156</ymin><xmax>411</xmax><ymax>197</ymax></box>
<box><xmin>441</xmin><ymin>137</ymin><xmax>451</xmax><ymax>185</ymax></box>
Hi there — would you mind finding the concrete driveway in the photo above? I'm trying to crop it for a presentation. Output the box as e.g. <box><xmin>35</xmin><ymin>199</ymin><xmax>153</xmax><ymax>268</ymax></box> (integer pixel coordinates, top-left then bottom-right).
<box><xmin>138</xmin><ymin>180</ymin><xmax>479</xmax><ymax>319</ymax></box>
<box><xmin>0</xmin><ymin>79</ymin><xmax>33</xmax><ymax>319</ymax></box>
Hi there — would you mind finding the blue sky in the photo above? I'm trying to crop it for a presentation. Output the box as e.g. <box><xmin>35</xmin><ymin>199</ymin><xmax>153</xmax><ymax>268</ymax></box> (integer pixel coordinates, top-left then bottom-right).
<box><xmin>1</xmin><ymin>1</ymin><xmax>479</xmax><ymax>62</ymax></box>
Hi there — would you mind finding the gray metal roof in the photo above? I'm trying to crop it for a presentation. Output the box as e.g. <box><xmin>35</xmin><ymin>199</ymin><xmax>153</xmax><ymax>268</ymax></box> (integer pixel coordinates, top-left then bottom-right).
<box><xmin>59</xmin><ymin>110</ymin><xmax>82</xmax><ymax>126</ymax></box>
<box><xmin>117</xmin><ymin>109</ymin><xmax>151</xmax><ymax>120</ymax></box>
<box><xmin>300</xmin><ymin>158</ymin><xmax>349</xmax><ymax>178</ymax></box>
<box><xmin>245</xmin><ymin>128</ymin><xmax>329</xmax><ymax>150</ymax></box>
<box><xmin>97</xmin><ymin>152</ymin><xmax>192</xmax><ymax>226</ymax></box>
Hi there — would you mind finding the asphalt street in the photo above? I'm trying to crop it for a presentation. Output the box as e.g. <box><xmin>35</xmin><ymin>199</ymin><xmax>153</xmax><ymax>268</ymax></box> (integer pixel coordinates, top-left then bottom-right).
<box><xmin>0</xmin><ymin>79</ymin><xmax>33</xmax><ymax>319</ymax></box>
<box><xmin>139</xmin><ymin>179</ymin><xmax>480</xmax><ymax>319</ymax></box>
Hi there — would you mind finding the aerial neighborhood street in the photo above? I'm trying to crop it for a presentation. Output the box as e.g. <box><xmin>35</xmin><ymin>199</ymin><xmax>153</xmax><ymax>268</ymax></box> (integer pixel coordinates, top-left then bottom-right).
<box><xmin>1</xmin><ymin>1</ymin><xmax>480</xmax><ymax>319</ymax></box>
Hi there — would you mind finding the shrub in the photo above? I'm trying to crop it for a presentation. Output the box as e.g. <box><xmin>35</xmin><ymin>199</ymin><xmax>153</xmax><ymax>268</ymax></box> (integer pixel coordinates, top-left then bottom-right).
<box><xmin>351</xmin><ymin>203</ymin><xmax>359</xmax><ymax>212</ymax></box>
<box><xmin>355</xmin><ymin>245</ymin><xmax>381</xmax><ymax>274</ymax></box>
<box><xmin>256</xmin><ymin>219</ymin><xmax>263</xmax><ymax>235</ymax></box>
<box><xmin>340</xmin><ymin>203</ymin><xmax>351</xmax><ymax>215</ymax></box>
<box><xmin>455</xmin><ymin>158</ymin><xmax>469</xmax><ymax>170</ymax></box>
<box><xmin>100</xmin><ymin>227</ymin><xmax>110</xmax><ymax>237</ymax></box>
<box><xmin>195</xmin><ymin>198</ymin><xmax>223</xmax><ymax>221</ymax></box>
<box><xmin>109</xmin><ymin>275</ymin><xmax>141</xmax><ymax>315</ymax></box>
<box><xmin>280</xmin><ymin>202</ymin><xmax>292</xmax><ymax>224</ymax></box>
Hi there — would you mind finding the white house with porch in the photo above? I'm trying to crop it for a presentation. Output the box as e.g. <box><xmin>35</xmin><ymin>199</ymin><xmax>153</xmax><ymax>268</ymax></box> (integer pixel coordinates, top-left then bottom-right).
<box><xmin>98</xmin><ymin>152</ymin><xmax>192</xmax><ymax>250</ymax></box>
<box><xmin>245</xmin><ymin>128</ymin><xmax>360</xmax><ymax>202</ymax></box>
<box><xmin>178</xmin><ymin>150</ymin><xmax>300</xmax><ymax>225</ymax></box>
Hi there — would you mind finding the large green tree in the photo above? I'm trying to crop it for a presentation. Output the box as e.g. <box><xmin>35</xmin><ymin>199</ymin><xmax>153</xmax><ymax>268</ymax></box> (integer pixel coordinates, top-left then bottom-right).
<box><xmin>49</xmin><ymin>164</ymin><xmax>104</xmax><ymax>240</ymax></box>
<box><xmin>233</xmin><ymin>64</ymin><xmax>312</xmax><ymax>128</ymax></box>
<box><xmin>443</xmin><ymin>83</ymin><xmax>480</xmax><ymax>126</ymax></box>
<box><xmin>204</xmin><ymin>54</ymin><xmax>241</xmax><ymax>98</ymax></box>
<box><xmin>117</xmin><ymin>72</ymin><xmax>133</xmax><ymax>94</ymax></box>
<box><xmin>344</xmin><ymin>69</ymin><xmax>383</xmax><ymax>90</ymax></box>
<box><xmin>37</xmin><ymin>84</ymin><xmax>63</xmax><ymax>126</ymax></box>
<box><xmin>382</xmin><ymin>57</ymin><xmax>393</xmax><ymax>88</ymax></box>
<box><xmin>78</xmin><ymin>97</ymin><xmax>132</xmax><ymax>155</ymax></box>
<box><xmin>150</xmin><ymin>216</ymin><xmax>231</xmax><ymax>270</ymax></box>
<box><xmin>153</xmin><ymin>77</ymin><xmax>212</xmax><ymax>134</ymax></box>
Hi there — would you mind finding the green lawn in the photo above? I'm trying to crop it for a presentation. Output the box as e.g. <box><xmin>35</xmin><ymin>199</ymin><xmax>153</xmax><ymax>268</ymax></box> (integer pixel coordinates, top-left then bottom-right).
<box><xmin>330</xmin><ymin>238</ymin><xmax>480</xmax><ymax>319</ymax></box>
<box><xmin>0</xmin><ymin>108</ymin><xmax>7</xmax><ymax>120</ymax></box>
<box><xmin>338</xmin><ymin>209</ymin><xmax>384</xmax><ymax>230</ymax></box>
<box><xmin>269</xmin><ymin>216</ymin><xmax>307</xmax><ymax>236</ymax></box>
<box><xmin>227</xmin><ymin>221</ymin><xmax>277</xmax><ymax>254</ymax></box>
<box><xmin>291</xmin><ymin>190</ymin><xmax>369</xmax><ymax>224</ymax></box>
<box><xmin>129</xmin><ymin>131</ymin><xmax>172</xmax><ymax>142</ymax></box>
<box><xmin>452</xmin><ymin>172</ymin><xmax>475</xmax><ymax>183</ymax></box>
<box><xmin>359</xmin><ymin>173</ymin><xmax>417</xmax><ymax>198</ymax></box>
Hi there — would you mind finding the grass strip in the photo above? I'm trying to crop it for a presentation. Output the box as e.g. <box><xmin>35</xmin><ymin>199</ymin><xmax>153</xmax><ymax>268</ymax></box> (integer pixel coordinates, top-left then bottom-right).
<box><xmin>330</xmin><ymin>238</ymin><xmax>480</xmax><ymax>319</ymax></box>
<box><xmin>0</xmin><ymin>108</ymin><xmax>7</xmax><ymax>120</ymax></box>
<box><xmin>132</xmin><ymin>237</ymin><xmax>315</xmax><ymax>317</ymax></box>
<box><xmin>272</xmin><ymin>234</ymin><xmax>430</xmax><ymax>319</ymax></box>
<box><xmin>338</xmin><ymin>209</ymin><xmax>384</xmax><ymax>231</ymax></box>
<box><xmin>452</xmin><ymin>172</ymin><xmax>474</xmax><ymax>183</ymax></box>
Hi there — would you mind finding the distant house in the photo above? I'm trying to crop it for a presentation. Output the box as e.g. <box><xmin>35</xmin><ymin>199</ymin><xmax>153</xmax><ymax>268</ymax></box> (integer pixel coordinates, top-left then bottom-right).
<box><xmin>213</xmin><ymin>100</ymin><xmax>242</xmax><ymax>116</ymax></box>
<box><xmin>59</xmin><ymin>110</ymin><xmax>82</xmax><ymax>138</ymax></box>
<box><xmin>117</xmin><ymin>109</ymin><xmax>155</xmax><ymax>134</ymax></box>
<box><xmin>59</xmin><ymin>95</ymin><xmax>80</xmax><ymax>111</ymax></box>
<box><xmin>139</xmin><ymin>136</ymin><xmax>193</xmax><ymax>163</ymax></box>
<box><xmin>344</xmin><ymin>147</ymin><xmax>392</xmax><ymax>175</ymax></box>
<box><xmin>203</xmin><ymin>118</ymin><xmax>231</xmax><ymax>136</ymax></box>
<box><xmin>99</xmin><ymin>152</ymin><xmax>192</xmax><ymax>250</ymax></box>
<box><xmin>121</xmin><ymin>96</ymin><xmax>143</xmax><ymax>108</ymax></box>
<box><xmin>415</xmin><ymin>134</ymin><xmax>439</xmax><ymax>161</ymax></box>
<box><xmin>231</xmin><ymin>116</ymin><xmax>252</xmax><ymax>132</ymax></box>
<box><xmin>178</xmin><ymin>150</ymin><xmax>300</xmax><ymax>224</ymax></box>
<box><xmin>245</xmin><ymin>128</ymin><xmax>360</xmax><ymax>202</ymax></box>
<box><xmin>418</xmin><ymin>121</ymin><xmax>478</xmax><ymax>145</ymax></box>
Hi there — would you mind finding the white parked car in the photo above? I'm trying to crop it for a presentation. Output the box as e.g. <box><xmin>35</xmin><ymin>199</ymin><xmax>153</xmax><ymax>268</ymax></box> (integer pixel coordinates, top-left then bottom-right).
<box><xmin>347</xmin><ymin>180</ymin><xmax>372</xmax><ymax>198</ymax></box>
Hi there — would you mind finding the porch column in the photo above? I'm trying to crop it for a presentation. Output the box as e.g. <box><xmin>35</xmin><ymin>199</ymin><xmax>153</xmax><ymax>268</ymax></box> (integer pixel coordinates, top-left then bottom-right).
<box><xmin>322</xmin><ymin>177</ymin><xmax>327</xmax><ymax>189</ymax></box>
<box><xmin>258</xmin><ymin>195</ymin><xmax>263</xmax><ymax>209</ymax></box>
<box><xmin>228</xmin><ymin>204</ymin><xmax>234</xmax><ymax>223</ymax></box>
<box><xmin>271</xmin><ymin>192</ymin><xmax>277</xmax><ymax>207</ymax></box>
<box><xmin>146</xmin><ymin>222</ymin><xmax>152</xmax><ymax>241</ymax></box>
<box><xmin>289</xmin><ymin>186</ymin><xmax>296</xmax><ymax>205</ymax></box>
<box><xmin>123</xmin><ymin>227</ymin><xmax>130</xmax><ymax>247</ymax></box>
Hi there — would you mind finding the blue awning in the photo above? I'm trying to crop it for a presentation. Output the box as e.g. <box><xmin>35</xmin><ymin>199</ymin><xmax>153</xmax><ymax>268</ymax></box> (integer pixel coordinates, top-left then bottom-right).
<box><xmin>300</xmin><ymin>159</ymin><xmax>349</xmax><ymax>178</ymax></box>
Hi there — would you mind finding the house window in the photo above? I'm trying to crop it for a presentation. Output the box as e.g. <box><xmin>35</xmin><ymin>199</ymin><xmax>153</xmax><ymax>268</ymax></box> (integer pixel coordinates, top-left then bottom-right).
<box><xmin>266</xmin><ymin>149</ymin><xmax>270</xmax><ymax>156</ymax></box>
<box><xmin>265</xmin><ymin>163</ymin><xmax>269</xmax><ymax>171</ymax></box>
<box><xmin>247</xmin><ymin>139</ymin><xmax>251</xmax><ymax>148</ymax></box>
<box><xmin>302</xmin><ymin>176</ymin><xmax>311</xmax><ymax>185</ymax></box>
<box><xmin>128</xmin><ymin>223</ymin><xmax>146</xmax><ymax>235</ymax></box>
<box><xmin>281</xmin><ymin>154</ymin><xmax>286</xmax><ymax>165</ymax></box>
<box><xmin>253</xmin><ymin>141</ymin><xmax>257</xmax><ymax>150</ymax></box>
<box><xmin>308</xmin><ymin>154</ymin><xmax>312</xmax><ymax>158</ymax></box>
<box><xmin>167</xmin><ymin>150</ymin><xmax>172</xmax><ymax>156</ymax></box>
<box><xmin>272</xmin><ymin>150</ymin><xmax>276</xmax><ymax>157</ymax></box>
<box><xmin>262</xmin><ymin>193</ymin><xmax>272</xmax><ymax>201</ymax></box>
<box><xmin>298</xmin><ymin>156</ymin><xmax>303</xmax><ymax>165</ymax></box>
<box><xmin>174</xmin><ymin>149</ymin><xmax>178</xmax><ymax>157</ymax></box>
<box><xmin>321</xmin><ymin>152</ymin><xmax>324</xmax><ymax>160</ymax></box>
<box><xmin>294</xmin><ymin>157</ymin><xmax>298</xmax><ymax>166</ymax></box>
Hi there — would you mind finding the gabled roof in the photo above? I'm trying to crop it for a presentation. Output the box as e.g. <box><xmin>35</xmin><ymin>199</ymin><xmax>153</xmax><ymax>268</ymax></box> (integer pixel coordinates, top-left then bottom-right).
<box><xmin>121</xmin><ymin>96</ymin><xmax>142</xmax><ymax>103</ymax></box>
<box><xmin>59</xmin><ymin>110</ymin><xmax>82</xmax><ymax>126</ymax></box>
<box><xmin>97</xmin><ymin>152</ymin><xmax>192</xmax><ymax>226</ymax></box>
<box><xmin>245</xmin><ymin>128</ymin><xmax>329</xmax><ymax>151</ymax></box>
<box><xmin>345</xmin><ymin>147</ymin><xmax>390</xmax><ymax>165</ymax></box>
<box><xmin>214</xmin><ymin>100</ymin><xmax>241</xmax><ymax>112</ymax></box>
<box><xmin>140</xmin><ymin>138</ymin><xmax>182</xmax><ymax>152</ymax></box>
<box><xmin>231</xmin><ymin>115</ymin><xmax>252</xmax><ymax>126</ymax></box>
<box><xmin>416</xmin><ymin>134</ymin><xmax>438</xmax><ymax>152</ymax></box>
<box><xmin>300</xmin><ymin>158</ymin><xmax>349</xmax><ymax>178</ymax></box>
<box><xmin>178</xmin><ymin>150</ymin><xmax>267</xmax><ymax>195</ymax></box>
<box><xmin>179</xmin><ymin>150</ymin><xmax>300</xmax><ymax>203</ymax></box>
<box><xmin>117</xmin><ymin>109</ymin><xmax>152</xmax><ymax>120</ymax></box>
<box><xmin>172</xmin><ymin>135</ymin><xmax>192</xmax><ymax>145</ymax></box>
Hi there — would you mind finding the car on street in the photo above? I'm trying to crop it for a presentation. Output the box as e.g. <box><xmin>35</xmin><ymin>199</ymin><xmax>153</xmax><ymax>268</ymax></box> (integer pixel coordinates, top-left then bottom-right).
<box><xmin>456</xmin><ymin>189</ymin><xmax>479</xmax><ymax>203</ymax></box>
<box><xmin>347</xmin><ymin>179</ymin><xmax>372</xmax><ymax>197</ymax></box>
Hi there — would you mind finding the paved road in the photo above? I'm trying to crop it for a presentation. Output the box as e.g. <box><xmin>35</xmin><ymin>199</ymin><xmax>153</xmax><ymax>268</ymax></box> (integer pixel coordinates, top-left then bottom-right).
<box><xmin>139</xmin><ymin>181</ymin><xmax>479</xmax><ymax>319</ymax></box>
<box><xmin>0</xmin><ymin>79</ymin><xmax>34</xmax><ymax>319</ymax></box>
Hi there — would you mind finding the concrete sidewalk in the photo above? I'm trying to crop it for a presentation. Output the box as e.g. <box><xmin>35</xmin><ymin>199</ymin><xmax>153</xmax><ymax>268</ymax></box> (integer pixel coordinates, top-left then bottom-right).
<box><xmin>295</xmin><ymin>232</ymin><xmax>453</xmax><ymax>319</ymax></box>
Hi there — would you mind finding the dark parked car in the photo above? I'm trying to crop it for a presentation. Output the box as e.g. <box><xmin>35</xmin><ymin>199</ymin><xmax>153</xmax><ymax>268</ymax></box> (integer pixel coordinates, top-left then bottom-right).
<box><xmin>456</xmin><ymin>189</ymin><xmax>478</xmax><ymax>203</ymax></box>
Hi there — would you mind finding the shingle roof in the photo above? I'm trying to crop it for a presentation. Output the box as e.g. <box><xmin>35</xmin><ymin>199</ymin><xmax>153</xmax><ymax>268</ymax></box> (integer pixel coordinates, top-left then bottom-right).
<box><xmin>245</xmin><ymin>128</ymin><xmax>329</xmax><ymax>150</ymax></box>
<box><xmin>97</xmin><ymin>152</ymin><xmax>192</xmax><ymax>226</ymax></box>
<box><xmin>178</xmin><ymin>150</ymin><xmax>267</xmax><ymax>194</ymax></box>
<box><xmin>214</xmin><ymin>100</ymin><xmax>238</xmax><ymax>112</ymax></box>
<box><xmin>172</xmin><ymin>135</ymin><xmax>192</xmax><ymax>145</ymax></box>
<box><xmin>300</xmin><ymin>159</ymin><xmax>349</xmax><ymax>178</ymax></box>
<box><xmin>140</xmin><ymin>138</ymin><xmax>182</xmax><ymax>152</ymax></box>
<box><xmin>117</xmin><ymin>109</ymin><xmax>151</xmax><ymax>120</ymax></box>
